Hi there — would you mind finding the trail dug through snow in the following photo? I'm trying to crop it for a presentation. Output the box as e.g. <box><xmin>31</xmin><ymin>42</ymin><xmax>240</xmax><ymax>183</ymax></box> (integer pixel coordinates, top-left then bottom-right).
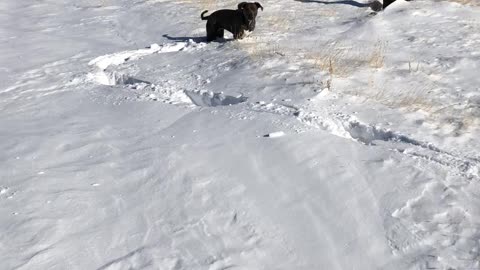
<box><xmin>87</xmin><ymin>40</ymin><xmax>249</xmax><ymax>107</ymax></box>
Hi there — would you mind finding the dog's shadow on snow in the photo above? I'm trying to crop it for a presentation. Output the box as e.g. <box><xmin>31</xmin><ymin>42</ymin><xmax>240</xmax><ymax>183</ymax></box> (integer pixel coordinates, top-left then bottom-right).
<box><xmin>162</xmin><ymin>34</ymin><xmax>206</xmax><ymax>43</ymax></box>
<box><xmin>294</xmin><ymin>0</ymin><xmax>370</xmax><ymax>8</ymax></box>
<box><xmin>162</xmin><ymin>34</ymin><xmax>231</xmax><ymax>43</ymax></box>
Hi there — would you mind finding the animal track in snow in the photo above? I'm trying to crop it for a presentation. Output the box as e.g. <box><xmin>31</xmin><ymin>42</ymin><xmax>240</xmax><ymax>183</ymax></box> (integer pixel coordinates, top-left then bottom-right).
<box><xmin>87</xmin><ymin>40</ymin><xmax>204</xmax><ymax>88</ymax></box>
<box><xmin>391</xmin><ymin>181</ymin><xmax>480</xmax><ymax>269</ymax></box>
<box><xmin>87</xmin><ymin>41</ymin><xmax>250</xmax><ymax>108</ymax></box>
<box><xmin>86</xmin><ymin>41</ymin><xmax>480</xmax><ymax>182</ymax></box>
<box><xmin>87</xmin><ymin>70</ymin><xmax>150</xmax><ymax>86</ymax></box>
<box><xmin>248</xmin><ymin>100</ymin><xmax>480</xmax><ymax>181</ymax></box>
<box><xmin>273</xmin><ymin>101</ymin><xmax>480</xmax><ymax>268</ymax></box>
<box><xmin>88</xmin><ymin>41</ymin><xmax>205</xmax><ymax>70</ymax></box>
<box><xmin>97</xmin><ymin>246</ymin><xmax>182</xmax><ymax>270</ymax></box>
<box><xmin>184</xmin><ymin>90</ymin><xmax>247</xmax><ymax>107</ymax></box>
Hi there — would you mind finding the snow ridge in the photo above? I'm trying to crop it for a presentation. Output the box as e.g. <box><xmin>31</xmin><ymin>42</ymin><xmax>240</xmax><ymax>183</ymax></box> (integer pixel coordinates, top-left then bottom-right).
<box><xmin>88</xmin><ymin>41</ymin><xmax>204</xmax><ymax>70</ymax></box>
<box><xmin>86</xmin><ymin>40</ymin><xmax>248</xmax><ymax>107</ymax></box>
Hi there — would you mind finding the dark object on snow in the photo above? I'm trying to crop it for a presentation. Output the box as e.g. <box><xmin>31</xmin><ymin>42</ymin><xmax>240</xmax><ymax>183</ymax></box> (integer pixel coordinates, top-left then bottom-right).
<box><xmin>369</xmin><ymin>0</ymin><xmax>383</xmax><ymax>11</ymax></box>
<box><xmin>383</xmin><ymin>0</ymin><xmax>396</xmax><ymax>9</ymax></box>
<box><xmin>201</xmin><ymin>2</ymin><xmax>263</xmax><ymax>42</ymax></box>
<box><xmin>383</xmin><ymin>0</ymin><xmax>412</xmax><ymax>9</ymax></box>
<box><xmin>294</xmin><ymin>0</ymin><xmax>370</xmax><ymax>8</ymax></box>
<box><xmin>162</xmin><ymin>34</ymin><xmax>207</xmax><ymax>43</ymax></box>
<box><xmin>294</xmin><ymin>0</ymin><xmax>409</xmax><ymax>11</ymax></box>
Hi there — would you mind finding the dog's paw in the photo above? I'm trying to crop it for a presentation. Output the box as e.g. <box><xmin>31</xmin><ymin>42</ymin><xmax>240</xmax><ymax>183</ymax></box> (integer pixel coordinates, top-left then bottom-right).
<box><xmin>242</xmin><ymin>31</ymin><xmax>253</xmax><ymax>38</ymax></box>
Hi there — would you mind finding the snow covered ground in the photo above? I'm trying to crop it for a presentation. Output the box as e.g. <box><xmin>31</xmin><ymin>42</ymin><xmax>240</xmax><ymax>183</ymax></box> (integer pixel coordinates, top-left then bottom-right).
<box><xmin>1</xmin><ymin>0</ymin><xmax>480</xmax><ymax>269</ymax></box>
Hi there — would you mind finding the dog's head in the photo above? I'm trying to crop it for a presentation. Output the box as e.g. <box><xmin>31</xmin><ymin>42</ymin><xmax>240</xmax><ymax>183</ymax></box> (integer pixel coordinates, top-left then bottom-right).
<box><xmin>238</xmin><ymin>2</ymin><xmax>263</xmax><ymax>31</ymax></box>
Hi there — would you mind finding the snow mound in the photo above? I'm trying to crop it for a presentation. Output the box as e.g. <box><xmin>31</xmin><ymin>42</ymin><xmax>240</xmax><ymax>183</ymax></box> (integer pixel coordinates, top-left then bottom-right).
<box><xmin>88</xmin><ymin>40</ymin><xmax>205</xmax><ymax>70</ymax></box>
<box><xmin>184</xmin><ymin>90</ymin><xmax>248</xmax><ymax>107</ymax></box>
<box><xmin>87</xmin><ymin>70</ymin><xmax>149</xmax><ymax>86</ymax></box>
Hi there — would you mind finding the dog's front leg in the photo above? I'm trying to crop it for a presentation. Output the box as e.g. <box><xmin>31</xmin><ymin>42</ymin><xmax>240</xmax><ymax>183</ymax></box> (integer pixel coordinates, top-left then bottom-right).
<box><xmin>234</xmin><ymin>29</ymin><xmax>246</xmax><ymax>40</ymax></box>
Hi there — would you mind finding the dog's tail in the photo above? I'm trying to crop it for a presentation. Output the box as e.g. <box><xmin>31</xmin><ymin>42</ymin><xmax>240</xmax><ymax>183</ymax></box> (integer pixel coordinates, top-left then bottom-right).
<box><xmin>201</xmin><ymin>10</ymin><xmax>209</xmax><ymax>20</ymax></box>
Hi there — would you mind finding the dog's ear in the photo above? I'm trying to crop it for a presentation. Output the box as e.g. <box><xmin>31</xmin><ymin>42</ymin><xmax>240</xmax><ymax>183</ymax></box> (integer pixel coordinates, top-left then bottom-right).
<box><xmin>255</xmin><ymin>2</ymin><xmax>263</xmax><ymax>11</ymax></box>
<box><xmin>238</xmin><ymin>2</ymin><xmax>247</xmax><ymax>9</ymax></box>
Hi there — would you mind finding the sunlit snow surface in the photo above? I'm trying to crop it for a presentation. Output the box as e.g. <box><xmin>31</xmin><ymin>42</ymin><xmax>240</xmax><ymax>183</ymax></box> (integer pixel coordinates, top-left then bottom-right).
<box><xmin>1</xmin><ymin>0</ymin><xmax>480</xmax><ymax>269</ymax></box>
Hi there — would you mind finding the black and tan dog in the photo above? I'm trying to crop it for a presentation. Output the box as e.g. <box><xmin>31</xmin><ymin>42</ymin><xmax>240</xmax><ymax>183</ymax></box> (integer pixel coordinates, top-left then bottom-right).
<box><xmin>201</xmin><ymin>2</ymin><xmax>263</xmax><ymax>42</ymax></box>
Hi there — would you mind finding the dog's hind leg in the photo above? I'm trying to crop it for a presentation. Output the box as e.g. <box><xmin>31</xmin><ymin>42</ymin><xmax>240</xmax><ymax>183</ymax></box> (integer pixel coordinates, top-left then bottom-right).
<box><xmin>206</xmin><ymin>21</ymin><xmax>217</xmax><ymax>42</ymax></box>
<box><xmin>216</xmin><ymin>28</ymin><xmax>224</xmax><ymax>38</ymax></box>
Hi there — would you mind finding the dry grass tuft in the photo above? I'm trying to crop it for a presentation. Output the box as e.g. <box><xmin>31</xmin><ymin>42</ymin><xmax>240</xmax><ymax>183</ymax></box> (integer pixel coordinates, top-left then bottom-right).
<box><xmin>238</xmin><ymin>38</ymin><xmax>285</xmax><ymax>59</ymax></box>
<box><xmin>262</xmin><ymin>13</ymin><xmax>295</xmax><ymax>33</ymax></box>
<box><xmin>369</xmin><ymin>41</ymin><xmax>386</xmax><ymax>69</ymax></box>
<box><xmin>308</xmin><ymin>40</ymin><xmax>386</xmax><ymax>78</ymax></box>
<box><xmin>350</xmin><ymin>75</ymin><xmax>438</xmax><ymax>112</ymax></box>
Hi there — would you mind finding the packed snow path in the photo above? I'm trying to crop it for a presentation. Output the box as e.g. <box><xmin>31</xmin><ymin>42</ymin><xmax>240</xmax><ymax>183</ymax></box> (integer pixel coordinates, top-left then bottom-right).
<box><xmin>1</xmin><ymin>0</ymin><xmax>480</xmax><ymax>269</ymax></box>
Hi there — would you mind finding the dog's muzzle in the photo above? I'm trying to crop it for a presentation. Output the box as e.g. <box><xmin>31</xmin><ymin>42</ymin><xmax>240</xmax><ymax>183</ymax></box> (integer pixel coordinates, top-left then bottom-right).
<box><xmin>247</xmin><ymin>20</ymin><xmax>255</xmax><ymax>31</ymax></box>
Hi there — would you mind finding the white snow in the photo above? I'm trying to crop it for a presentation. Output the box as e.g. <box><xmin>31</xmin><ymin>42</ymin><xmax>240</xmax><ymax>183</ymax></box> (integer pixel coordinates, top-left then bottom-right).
<box><xmin>1</xmin><ymin>0</ymin><xmax>480</xmax><ymax>269</ymax></box>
